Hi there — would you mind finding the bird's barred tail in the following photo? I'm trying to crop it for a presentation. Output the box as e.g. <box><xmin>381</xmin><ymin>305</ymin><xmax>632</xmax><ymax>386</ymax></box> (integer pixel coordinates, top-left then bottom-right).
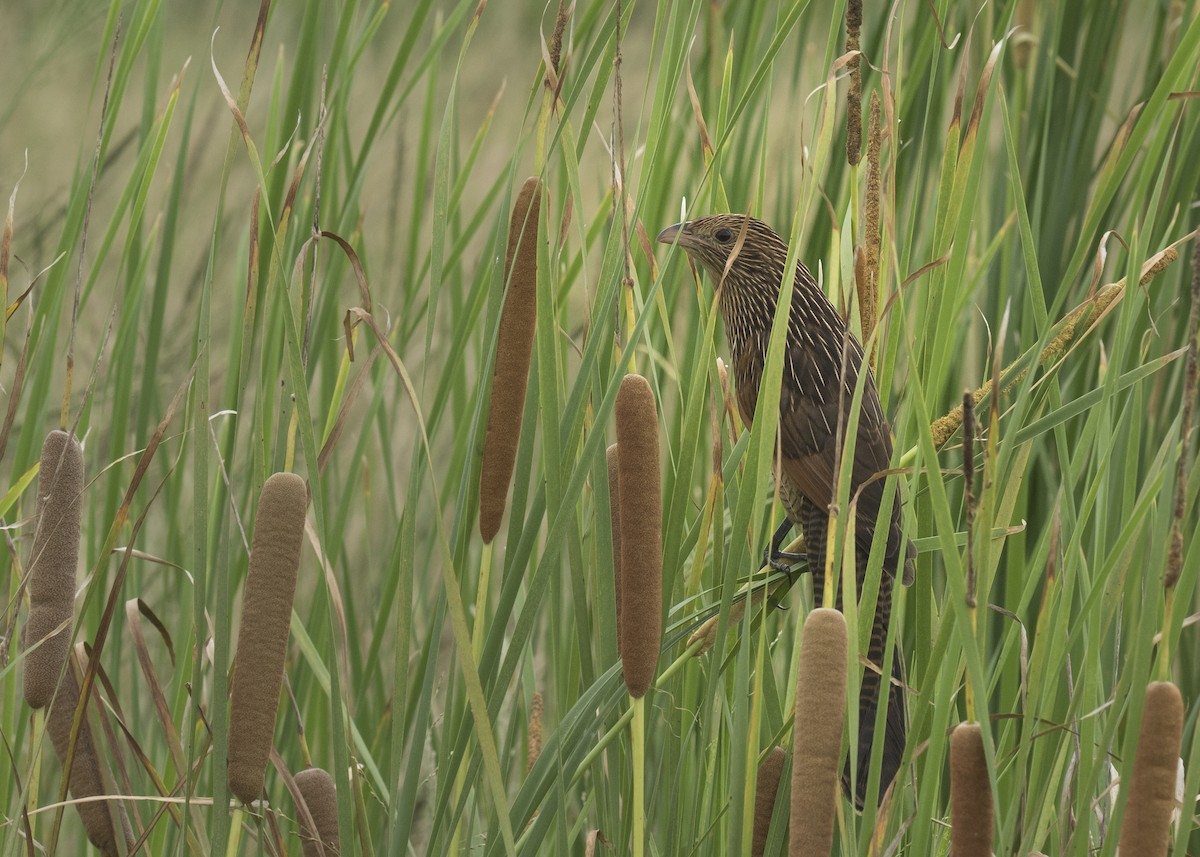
<box><xmin>806</xmin><ymin>506</ymin><xmax>907</xmax><ymax>809</ymax></box>
<box><xmin>846</xmin><ymin>579</ymin><xmax>906</xmax><ymax>809</ymax></box>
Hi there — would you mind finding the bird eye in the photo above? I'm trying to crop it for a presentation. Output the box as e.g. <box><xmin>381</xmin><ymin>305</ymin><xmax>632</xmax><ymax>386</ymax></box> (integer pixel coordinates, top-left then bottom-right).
<box><xmin>714</xmin><ymin>227</ymin><xmax>734</xmax><ymax>243</ymax></box>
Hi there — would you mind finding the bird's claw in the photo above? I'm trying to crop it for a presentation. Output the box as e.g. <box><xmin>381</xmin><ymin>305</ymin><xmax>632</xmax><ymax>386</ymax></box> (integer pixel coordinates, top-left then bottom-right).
<box><xmin>766</xmin><ymin>550</ymin><xmax>805</xmax><ymax>576</ymax></box>
<box><xmin>762</xmin><ymin>517</ymin><xmax>803</xmax><ymax>580</ymax></box>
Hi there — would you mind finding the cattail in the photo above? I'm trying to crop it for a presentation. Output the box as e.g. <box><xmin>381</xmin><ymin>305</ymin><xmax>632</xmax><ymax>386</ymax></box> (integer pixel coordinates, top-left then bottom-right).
<box><xmin>752</xmin><ymin>746</ymin><xmax>787</xmax><ymax>857</ymax></box>
<box><xmin>24</xmin><ymin>429</ymin><xmax>84</xmax><ymax>709</ymax></box>
<box><xmin>547</xmin><ymin>0</ymin><xmax>570</xmax><ymax>85</ymax></box>
<box><xmin>1118</xmin><ymin>681</ymin><xmax>1184</xmax><ymax>857</ymax></box>
<box><xmin>949</xmin><ymin>722</ymin><xmax>993</xmax><ymax>857</ymax></box>
<box><xmin>47</xmin><ymin>654</ymin><xmax>133</xmax><ymax>856</ymax></box>
<box><xmin>615</xmin><ymin>374</ymin><xmax>662</xmax><ymax>698</ymax></box>
<box><xmin>790</xmin><ymin>608</ymin><xmax>847</xmax><ymax>857</ymax></box>
<box><xmin>527</xmin><ymin>691</ymin><xmax>544</xmax><ymax>774</ymax></box>
<box><xmin>607</xmin><ymin>443</ymin><xmax>623</xmax><ymax>657</ymax></box>
<box><xmin>229</xmin><ymin>472</ymin><xmax>308</xmax><ymax>804</ymax></box>
<box><xmin>859</xmin><ymin>91</ymin><xmax>883</xmax><ymax>365</ymax></box>
<box><xmin>294</xmin><ymin>767</ymin><xmax>340</xmax><ymax>856</ymax></box>
<box><xmin>845</xmin><ymin>0</ymin><xmax>863</xmax><ymax>165</ymax></box>
<box><xmin>478</xmin><ymin>177</ymin><xmax>543</xmax><ymax>543</ymax></box>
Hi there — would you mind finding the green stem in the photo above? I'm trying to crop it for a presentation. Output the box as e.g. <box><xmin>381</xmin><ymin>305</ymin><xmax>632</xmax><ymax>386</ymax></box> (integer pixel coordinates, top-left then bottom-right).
<box><xmin>632</xmin><ymin>694</ymin><xmax>645</xmax><ymax>857</ymax></box>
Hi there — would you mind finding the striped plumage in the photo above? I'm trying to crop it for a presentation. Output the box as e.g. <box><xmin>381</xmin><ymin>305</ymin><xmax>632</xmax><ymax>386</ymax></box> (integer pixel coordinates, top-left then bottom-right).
<box><xmin>658</xmin><ymin>213</ymin><xmax>913</xmax><ymax>808</ymax></box>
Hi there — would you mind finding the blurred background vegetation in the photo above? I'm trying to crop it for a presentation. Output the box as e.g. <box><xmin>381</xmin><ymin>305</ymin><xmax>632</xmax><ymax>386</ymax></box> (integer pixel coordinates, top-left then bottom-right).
<box><xmin>1</xmin><ymin>0</ymin><xmax>1198</xmax><ymax>854</ymax></box>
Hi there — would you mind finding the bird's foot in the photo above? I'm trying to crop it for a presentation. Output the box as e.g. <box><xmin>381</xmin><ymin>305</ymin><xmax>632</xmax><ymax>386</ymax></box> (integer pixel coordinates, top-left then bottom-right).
<box><xmin>762</xmin><ymin>517</ymin><xmax>804</xmax><ymax>580</ymax></box>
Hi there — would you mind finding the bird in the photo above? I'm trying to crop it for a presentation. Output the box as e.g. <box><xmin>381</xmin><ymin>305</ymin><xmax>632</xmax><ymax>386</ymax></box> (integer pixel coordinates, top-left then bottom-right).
<box><xmin>657</xmin><ymin>213</ymin><xmax>914</xmax><ymax>809</ymax></box>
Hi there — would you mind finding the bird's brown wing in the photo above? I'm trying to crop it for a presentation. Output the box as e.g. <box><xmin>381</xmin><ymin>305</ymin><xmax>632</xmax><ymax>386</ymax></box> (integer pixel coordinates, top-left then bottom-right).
<box><xmin>736</xmin><ymin>328</ymin><xmax>912</xmax><ymax>582</ymax></box>
<box><xmin>736</xmin><ymin>331</ymin><xmax>890</xmax><ymax>498</ymax></box>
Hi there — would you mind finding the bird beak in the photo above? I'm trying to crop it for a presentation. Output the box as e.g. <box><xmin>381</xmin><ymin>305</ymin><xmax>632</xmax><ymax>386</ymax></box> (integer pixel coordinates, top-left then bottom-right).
<box><xmin>656</xmin><ymin>222</ymin><xmax>684</xmax><ymax>245</ymax></box>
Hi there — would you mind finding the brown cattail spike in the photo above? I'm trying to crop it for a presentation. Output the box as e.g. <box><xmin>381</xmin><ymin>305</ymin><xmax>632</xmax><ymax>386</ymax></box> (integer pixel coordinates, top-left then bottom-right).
<box><xmin>479</xmin><ymin>177</ymin><xmax>544</xmax><ymax>543</ymax></box>
<box><xmin>47</xmin><ymin>655</ymin><xmax>134</xmax><ymax>855</ymax></box>
<box><xmin>294</xmin><ymin>767</ymin><xmax>340</xmax><ymax>856</ymax></box>
<box><xmin>24</xmin><ymin>429</ymin><xmax>84</xmax><ymax>709</ymax></box>
<box><xmin>752</xmin><ymin>746</ymin><xmax>787</xmax><ymax>857</ymax></box>
<box><xmin>949</xmin><ymin>723</ymin><xmax>993</xmax><ymax>857</ymax></box>
<box><xmin>229</xmin><ymin>472</ymin><xmax>308</xmax><ymax>804</ymax></box>
<box><xmin>845</xmin><ymin>0</ymin><xmax>863</xmax><ymax>165</ymax></box>
<box><xmin>790</xmin><ymin>608</ymin><xmax>847</xmax><ymax>857</ymax></box>
<box><xmin>1118</xmin><ymin>681</ymin><xmax>1184</xmax><ymax>857</ymax></box>
<box><xmin>615</xmin><ymin>374</ymin><xmax>662</xmax><ymax>698</ymax></box>
<box><xmin>607</xmin><ymin>443</ymin><xmax>623</xmax><ymax>657</ymax></box>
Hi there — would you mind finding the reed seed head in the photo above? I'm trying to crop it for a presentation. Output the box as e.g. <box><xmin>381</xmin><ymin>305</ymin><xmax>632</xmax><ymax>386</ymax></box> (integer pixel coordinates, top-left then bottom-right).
<box><xmin>295</xmin><ymin>766</ymin><xmax>340</xmax><ymax>856</ymax></box>
<box><xmin>229</xmin><ymin>472</ymin><xmax>308</xmax><ymax>804</ymax></box>
<box><xmin>615</xmin><ymin>374</ymin><xmax>662</xmax><ymax>699</ymax></box>
<box><xmin>1118</xmin><ymin>681</ymin><xmax>1184</xmax><ymax>857</ymax></box>
<box><xmin>24</xmin><ymin>429</ymin><xmax>84</xmax><ymax>709</ymax></box>
<box><xmin>527</xmin><ymin>690</ymin><xmax>544</xmax><ymax>774</ymax></box>
<box><xmin>949</xmin><ymin>722</ymin><xmax>993</xmax><ymax>857</ymax></box>
<box><xmin>479</xmin><ymin>176</ymin><xmax>544</xmax><ymax>543</ymax></box>
<box><xmin>790</xmin><ymin>608</ymin><xmax>847</xmax><ymax>857</ymax></box>
<box><xmin>753</xmin><ymin>746</ymin><xmax>787</xmax><ymax>857</ymax></box>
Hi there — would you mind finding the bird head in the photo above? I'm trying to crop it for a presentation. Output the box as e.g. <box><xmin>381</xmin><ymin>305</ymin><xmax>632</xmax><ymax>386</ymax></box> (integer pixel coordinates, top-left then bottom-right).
<box><xmin>656</xmin><ymin>214</ymin><xmax>789</xmax><ymax>293</ymax></box>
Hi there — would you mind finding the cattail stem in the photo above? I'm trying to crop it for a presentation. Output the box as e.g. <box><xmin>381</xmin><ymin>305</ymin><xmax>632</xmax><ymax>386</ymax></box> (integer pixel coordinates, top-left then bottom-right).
<box><xmin>962</xmin><ymin>392</ymin><xmax>978</xmax><ymax>722</ymax></box>
<box><xmin>631</xmin><ymin>694</ymin><xmax>646</xmax><ymax>857</ymax></box>
<box><xmin>571</xmin><ymin>635</ymin><xmax>706</xmax><ymax>792</ymax></box>
<box><xmin>949</xmin><ymin>722</ymin><xmax>992</xmax><ymax>857</ymax></box>
<box><xmin>472</xmin><ymin>542</ymin><xmax>493</xmax><ymax>659</ymax></box>
<box><xmin>622</xmin><ymin>285</ymin><xmax>638</xmax><ymax>373</ymax></box>
<box><xmin>1118</xmin><ymin>681</ymin><xmax>1184</xmax><ymax>857</ymax></box>
<box><xmin>790</xmin><ymin>609</ymin><xmax>848</xmax><ymax>857</ymax></box>
<box><xmin>449</xmin><ymin>541</ymin><xmax>494</xmax><ymax>854</ymax></box>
